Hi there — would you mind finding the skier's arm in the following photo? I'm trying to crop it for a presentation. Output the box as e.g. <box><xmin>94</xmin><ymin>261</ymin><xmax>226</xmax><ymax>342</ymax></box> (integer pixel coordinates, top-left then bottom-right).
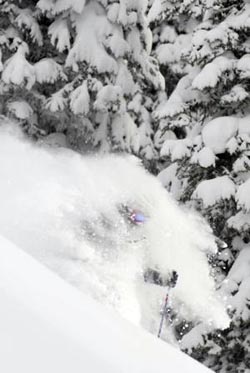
<box><xmin>144</xmin><ymin>269</ymin><xmax>178</xmax><ymax>287</ymax></box>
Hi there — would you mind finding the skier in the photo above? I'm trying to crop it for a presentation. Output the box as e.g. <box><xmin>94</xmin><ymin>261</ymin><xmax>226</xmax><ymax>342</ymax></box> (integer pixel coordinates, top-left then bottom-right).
<box><xmin>122</xmin><ymin>205</ymin><xmax>179</xmax><ymax>336</ymax></box>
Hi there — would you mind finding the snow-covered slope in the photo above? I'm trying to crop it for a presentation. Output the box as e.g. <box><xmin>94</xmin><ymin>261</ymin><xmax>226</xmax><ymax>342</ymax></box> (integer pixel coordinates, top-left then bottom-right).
<box><xmin>0</xmin><ymin>234</ymin><xmax>212</xmax><ymax>373</ymax></box>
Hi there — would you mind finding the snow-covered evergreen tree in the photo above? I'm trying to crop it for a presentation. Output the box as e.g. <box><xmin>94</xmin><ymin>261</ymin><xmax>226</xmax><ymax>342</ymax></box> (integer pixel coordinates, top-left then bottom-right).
<box><xmin>0</xmin><ymin>0</ymin><xmax>164</xmax><ymax>159</ymax></box>
<box><xmin>149</xmin><ymin>0</ymin><xmax>205</xmax><ymax>147</ymax></box>
<box><xmin>155</xmin><ymin>1</ymin><xmax>250</xmax><ymax>371</ymax></box>
<box><xmin>149</xmin><ymin>0</ymin><xmax>202</xmax><ymax>91</ymax></box>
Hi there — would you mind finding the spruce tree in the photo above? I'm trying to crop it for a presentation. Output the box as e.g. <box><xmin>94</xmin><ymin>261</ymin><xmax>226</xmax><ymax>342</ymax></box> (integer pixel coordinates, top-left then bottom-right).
<box><xmin>0</xmin><ymin>0</ymin><xmax>164</xmax><ymax>159</ymax></box>
<box><xmin>155</xmin><ymin>1</ymin><xmax>250</xmax><ymax>371</ymax></box>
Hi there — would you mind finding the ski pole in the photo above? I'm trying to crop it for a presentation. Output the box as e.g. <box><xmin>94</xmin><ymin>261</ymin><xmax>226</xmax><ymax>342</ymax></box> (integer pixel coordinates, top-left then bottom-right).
<box><xmin>157</xmin><ymin>291</ymin><xmax>170</xmax><ymax>338</ymax></box>
<box><xmin>157</xmin><ymin>271</ymin><xmax>178</xmax><ymax>339</ymax></box>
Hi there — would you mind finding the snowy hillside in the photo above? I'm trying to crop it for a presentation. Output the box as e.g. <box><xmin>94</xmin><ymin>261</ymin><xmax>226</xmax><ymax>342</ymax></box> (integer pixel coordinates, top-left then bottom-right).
<box><xmin>0</xmin><ymin>234</ymin><xmax>212</xmax><ymax>373</ymax></box>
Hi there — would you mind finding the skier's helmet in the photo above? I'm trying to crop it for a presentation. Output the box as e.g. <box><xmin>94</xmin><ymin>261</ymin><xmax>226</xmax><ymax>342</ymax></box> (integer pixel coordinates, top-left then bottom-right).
<box><xmin>130</xmin><ymin>211</ymin><xmax>146</xmax><ymax>225</ymax></box>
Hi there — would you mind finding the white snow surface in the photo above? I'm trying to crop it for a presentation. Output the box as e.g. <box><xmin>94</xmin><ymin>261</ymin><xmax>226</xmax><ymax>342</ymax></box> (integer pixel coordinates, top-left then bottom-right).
<box><xmin>192</xmin><ymin>176</ymin><xmax>236</xmax><ymax>207</ymax></box>
<box><xmin>192</xmin><ymin>56</ymin><xmax>234</xmax><ymax>90</ymax></box>
<box><xmin>147</xmin><ymin>0</ymin><xmax>163</xmax><ymax>23</ymax></box>
<box><xmin>196</xmin><ymin>147</ymin><xmax>216</xmax><ymax>168</ymax></box>
<box><xmin>0</xmin><ymin>234</ymin><xmax>212</xmax><ymax>373</ymax></box>
<box><xmin>160</xmin><ymin>139</ymin><xmax>192</xmax><ymax>160</ymax></box>
<box><xmin>65</xmin><ymin>2</ymin><xmax>118</xmax><ymax>73</ymax></box>
<box><xmin>0</xmin><ymin>124</ymin><xmax>229</xmax><ymax>333</ymax></box>
<box><xmin>238</xmin><ymin>115</ymin><xmax>250</xmax><ymax>135</ymax></box>
<box><xmin>2</xmin><ymin>44</ymin><xmax>35</xmax><ymax>89</ymax></box>
<box><xmin>34</xmin><ymin>58</ymin><xmax>67</xmax><ymax>83</ymax></box>
<box><xmin>202</xmin><ymin>117</ymin><xmax>238</xmax><ymax>154</ymax></box>
<box><xmin>228</xmin><ymin>211</ymin><xmax>250</xmax><ymax>231</ymax></box>
<box><xmin>7</xmin><ymin>100</ymin><xmax>33</xmax><ymax>119</ymax></box>
<box><xmin>202</xmin><ymin>115</ymin><xmax>250</xmax><ymax>155</ymax></box>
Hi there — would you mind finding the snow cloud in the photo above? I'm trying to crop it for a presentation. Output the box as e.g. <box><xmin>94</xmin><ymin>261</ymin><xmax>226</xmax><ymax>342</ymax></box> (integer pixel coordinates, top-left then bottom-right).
<box><xmin>0</xmin><ymin>123</ymin><xmax>229</xmax><ymax>334</ymax></box>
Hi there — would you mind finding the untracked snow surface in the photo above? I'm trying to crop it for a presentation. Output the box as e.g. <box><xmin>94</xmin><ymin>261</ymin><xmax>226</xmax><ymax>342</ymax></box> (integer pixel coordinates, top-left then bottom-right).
<box><xmin>0</xmin><ymin>234</ymin><xmax>212</xmax><ymax>373</ymax></box>
<box><xmin>0</xmin><ymin>124</ymin><xmax>229</xmax><ymax>337</ymax></box>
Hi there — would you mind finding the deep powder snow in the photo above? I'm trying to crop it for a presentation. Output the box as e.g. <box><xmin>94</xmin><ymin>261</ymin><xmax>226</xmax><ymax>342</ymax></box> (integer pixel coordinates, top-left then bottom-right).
<box><xmin>0</xmin><ymin>124</ymin><xmax>229</xmax><ymax>338</ymax></box>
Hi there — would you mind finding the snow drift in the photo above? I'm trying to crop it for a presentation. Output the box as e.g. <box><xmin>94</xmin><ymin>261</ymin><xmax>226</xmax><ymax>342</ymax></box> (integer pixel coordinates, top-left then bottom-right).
<box><xmin>0</xmin><ymin>234</ymin><xmax>212</xmax><ymax>373</ymax></box>
<box><xmin>0</xmin><ymin>123</ymin><xmax>229</xmax><ymax>334</ymax></box>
